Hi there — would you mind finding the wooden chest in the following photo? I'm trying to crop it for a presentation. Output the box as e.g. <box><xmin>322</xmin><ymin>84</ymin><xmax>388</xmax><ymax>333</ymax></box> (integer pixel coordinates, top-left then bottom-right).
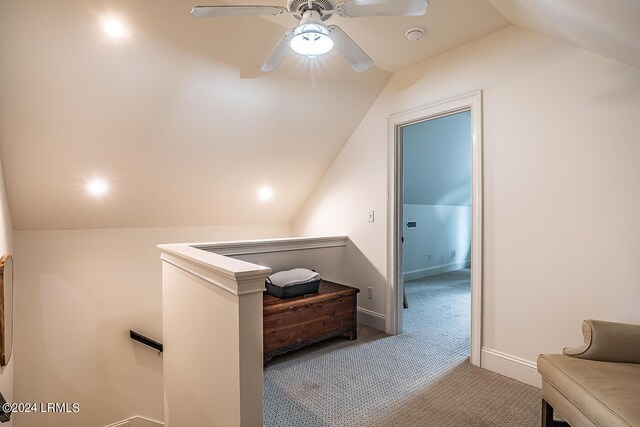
<box><xmin>263</xmin><ymin>281</ymin><xmax>359</xmax><ymax>363</ymax></box>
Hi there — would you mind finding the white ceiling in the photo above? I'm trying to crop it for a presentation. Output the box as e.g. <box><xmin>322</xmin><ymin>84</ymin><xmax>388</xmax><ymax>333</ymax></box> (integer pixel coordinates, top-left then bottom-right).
<box><xmin>231</xmin><ymin>0</ymin><xmax>512</xmax><ymax>73</ymax></box>
<box><xmin>0</xmin><ymin>0</ymin><xmax>511</xmax><ymax>230</ymax></box>
<box><xmin>0</xmin><ymin>0</ymin><xmax>390</xmax><ymax>230</ymax></box>
<box><xmin>2</xmin><ymin>0</ymin><xmax>639</xmax><ymax>230</ymax></box>
<box><xmin>489</xmin><ymin>0</ymin><xmax>640</xmax><ymax>70</ymax></box>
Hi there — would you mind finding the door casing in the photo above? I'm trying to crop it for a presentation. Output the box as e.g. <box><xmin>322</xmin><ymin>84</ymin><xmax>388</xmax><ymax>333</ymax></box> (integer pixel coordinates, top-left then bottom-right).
<box><xmin>386</xmin><ymin>91</ymin><xmax>483</xmax><ymax>366</ymax></box>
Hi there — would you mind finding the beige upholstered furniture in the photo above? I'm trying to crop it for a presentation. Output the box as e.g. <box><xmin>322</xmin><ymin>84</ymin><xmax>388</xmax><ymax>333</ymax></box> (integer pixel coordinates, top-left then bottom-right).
<box><xmin>537</xmin><ymin>320</ymin><xmax>640</xmax><ymax>427</ymax></box>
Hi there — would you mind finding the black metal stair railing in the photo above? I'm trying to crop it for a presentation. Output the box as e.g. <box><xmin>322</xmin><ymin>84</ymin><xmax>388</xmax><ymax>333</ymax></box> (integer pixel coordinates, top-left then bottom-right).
<box><xmin>130</xmin><ymin>330</ymin><xmax>163</xmax><ymax>353</ymax></box>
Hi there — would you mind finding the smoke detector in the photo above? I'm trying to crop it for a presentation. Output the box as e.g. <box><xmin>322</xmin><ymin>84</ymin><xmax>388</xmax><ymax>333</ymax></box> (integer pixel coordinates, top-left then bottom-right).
<box><xmin>405</xmin><ymin>27</ymin><xmax>424</xmax><ymax>42</ymax></box>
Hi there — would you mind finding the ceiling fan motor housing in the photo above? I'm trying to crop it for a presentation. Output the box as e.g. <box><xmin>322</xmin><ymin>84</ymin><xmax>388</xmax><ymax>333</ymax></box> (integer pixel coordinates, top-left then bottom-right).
<box><xmin>191</xmin><ymin>0</ymin><xmax>429</xmax><ymax>73</ymax></box>
<box><xmin>288</xmin><ymin>0</ymin><xmax>335</xmax><ymax>20</ymax></box>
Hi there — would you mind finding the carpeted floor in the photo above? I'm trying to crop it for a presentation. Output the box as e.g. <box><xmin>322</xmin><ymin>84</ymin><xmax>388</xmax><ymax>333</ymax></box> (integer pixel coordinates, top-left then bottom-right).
<box><xmin>264</xmin><ymin>269</ymin><xmax>541</xmax><ymax>426</ymax></box>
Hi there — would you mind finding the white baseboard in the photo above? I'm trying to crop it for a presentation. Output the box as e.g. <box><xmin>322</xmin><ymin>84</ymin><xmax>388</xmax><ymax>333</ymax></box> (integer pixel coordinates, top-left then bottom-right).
<box><xmin>357</xmin><ymin>307</ymin><xmax>386</xmax><ymax>331</ymax></box>
<box><xmin>105</xmin><ymin>416</ymin><xmax>164</xmax><ymax>427</ymax></box>
<box><xmin>403</xmin><ymin>260</ymin><xmax>471</xmax><ymax>281</ymax></box>
<box><xmin>481</xmin><ymin>347</ymin><xmax>541</xmax><ymax>388</ymax></box>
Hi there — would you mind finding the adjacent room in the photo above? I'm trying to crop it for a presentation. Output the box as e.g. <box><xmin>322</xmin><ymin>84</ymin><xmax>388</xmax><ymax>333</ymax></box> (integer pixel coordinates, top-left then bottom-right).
<box><xmin>0</xmin><ymin>0</ymin><xmax>639</xmax><ymax>426</ymax></box>
<box><xmin>401</xmin><ymin>110</ymin><xmax>473</xmax><ymax>358</ymax></box>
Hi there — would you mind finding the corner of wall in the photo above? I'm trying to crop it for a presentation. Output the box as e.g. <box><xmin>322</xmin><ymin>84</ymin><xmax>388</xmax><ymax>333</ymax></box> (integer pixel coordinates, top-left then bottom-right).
<box><xmin>0</xmin><ymin>155</ymin><xmax>14</xmax><ymax>424</ymax></box>
<box><xmin>291</xmin><ymin>71</ymin><xmax>396</xmax><ymax>238</ymax></box>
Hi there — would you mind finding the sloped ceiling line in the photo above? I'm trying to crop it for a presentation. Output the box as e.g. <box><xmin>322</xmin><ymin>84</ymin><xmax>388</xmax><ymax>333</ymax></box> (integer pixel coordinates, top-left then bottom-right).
<box><xmin>489</xmin><ymin>0</ymin><xmax>640</xmax><ymax>70</ymax></box>
<box><xmin>0</xmin><ymin>0</ymin><xmax>512</xmax><ymax>230</ymax></box>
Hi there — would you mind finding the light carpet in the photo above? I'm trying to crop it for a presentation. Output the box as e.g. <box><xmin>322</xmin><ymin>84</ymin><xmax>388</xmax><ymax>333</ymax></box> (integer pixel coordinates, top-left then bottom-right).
<box><xmin>264</xmin><ymin>269</ymin><xmax>541</xmax><ymax>426</ymax></box>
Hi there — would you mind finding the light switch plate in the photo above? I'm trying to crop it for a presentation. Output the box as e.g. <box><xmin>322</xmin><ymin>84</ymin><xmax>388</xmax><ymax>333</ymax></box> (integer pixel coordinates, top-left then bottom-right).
<box><xmin>368</xmin><ymin>210</ymin><xmax>375</xmax><ymax>222</ymax></box>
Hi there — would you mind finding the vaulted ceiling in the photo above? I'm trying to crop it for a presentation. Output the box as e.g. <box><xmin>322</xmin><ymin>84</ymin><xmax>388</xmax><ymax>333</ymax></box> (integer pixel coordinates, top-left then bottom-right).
<box><xmin>489</xmin><ymin>0</ymin><xmax>640</xmax><ymax>69</ymax></box>
<box><xmin>0</xmin><ymin>0</ymin><xmax>509</xmax><ymax>230</ymax></box>
<box><xmin>1</xmin><ymin>0</ymin><xmax>638</xmax><ymax>230</ymax></box>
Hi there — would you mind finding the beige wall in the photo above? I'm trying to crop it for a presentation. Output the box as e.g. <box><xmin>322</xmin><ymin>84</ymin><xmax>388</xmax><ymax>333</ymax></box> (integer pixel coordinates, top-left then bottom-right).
<box><xmin>0</xmin><ymin>158</ymin><xmax>14</xmax><ymax>426</ymax></box>
<box><xmin>293</xmin><ymin>26</ymin><xmax>640</xmax><ymax>366</ymax></box>
<box><xmin>14</xmin><ymin>224</ymin><xmax>290</xmax><ymax>427</ymax></box>
<box><xmin>9</xmin><ymin>23</ymin><xmax>640</xmax><ymax>425</ymax></box>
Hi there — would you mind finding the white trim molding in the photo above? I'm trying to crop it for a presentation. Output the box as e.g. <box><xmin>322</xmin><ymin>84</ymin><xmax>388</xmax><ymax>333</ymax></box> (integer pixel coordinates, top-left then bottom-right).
<box><xmin>105</xmin><ymin>416</ymin><xmax>163</xmax><ymax>427</ymax></box>
<box><xmin>159</xmin><ymin>236</ymin><xmax>349</xmax><ymax>295</ymax></box>
<box><xmin>195</xmin><ymin>236</ymin><xmax>348</xmax><ymax>256</ymax></box>
<box><xmin>403</xmin><ymin>260</ymin><xmax>471</xmax><ymax>281</ymax></box>
<box><xmin>357</xmin><ymin>307</ymin><xmax>386</xmax><ymax>331</ymax></box>
<box><xmin>481</xmin><ymin>348</ymin><xmax>541</xmax><ymax>388</ymax></box>
<box><xmin>158</xmin><ymin>245</ymin><xmax>271</xmax><ymax>296</ymax></box>
<box><xmin>387</xmin><ymin>91</ymin><xmax>484</xmax><ymax>367</ymax></box>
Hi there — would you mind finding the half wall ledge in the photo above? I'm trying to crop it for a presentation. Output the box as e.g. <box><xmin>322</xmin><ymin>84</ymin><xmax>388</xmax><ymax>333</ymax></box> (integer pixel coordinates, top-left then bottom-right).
<box><xmin>158</xmin><ymin>236</ymin><xmax>348</xmax><ymax>427</ymax></box>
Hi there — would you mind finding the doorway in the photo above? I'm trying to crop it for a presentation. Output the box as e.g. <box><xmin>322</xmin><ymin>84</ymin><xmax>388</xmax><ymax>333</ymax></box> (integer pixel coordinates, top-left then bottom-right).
<box><xmin>387</xmin><ymin>92</ymin><xmax>483</xmax><ymax>366</ymax></box>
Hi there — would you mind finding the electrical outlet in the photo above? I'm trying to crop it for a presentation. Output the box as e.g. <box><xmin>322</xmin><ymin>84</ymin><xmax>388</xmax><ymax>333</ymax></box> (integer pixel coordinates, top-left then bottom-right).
<box><xmin>368</xmin><ymin>210</ymin><xmax>375</xmax><ymax>222</ymax></box>
<box><xmin>427</xmin><ymin>253</ymin><xmax>431</xmax><ymax>262</ymax></box>
<box><xmin>367</xmin><ymin>286</ymin><xmax>373</xmax><ymax>299</ymax></box>
<box><xmin>451</xmin><ymin>250</ymin><xmax>456</xmax><ymax>258</ymax></box>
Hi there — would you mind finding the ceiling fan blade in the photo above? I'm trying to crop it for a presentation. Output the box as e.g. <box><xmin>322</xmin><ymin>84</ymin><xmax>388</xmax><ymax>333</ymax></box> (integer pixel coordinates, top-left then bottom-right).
<box><xmin>261</xmin><ymin>29</ymin><xmax>295</xmax><ymax>72</ymax></box>
<box><xmin>337</xmin><ymin>0</ymin><xmax>429</xmax><ymax>17</ymax></box>
<box><xmin>191</xmin><ymin>5</ymin><xmax>288</xmax><ymax>17</ymax></box>
<box><xmin>328</xmin><ymin>25</ymin><xmax>373</xmax><ymax>73</ymax></box>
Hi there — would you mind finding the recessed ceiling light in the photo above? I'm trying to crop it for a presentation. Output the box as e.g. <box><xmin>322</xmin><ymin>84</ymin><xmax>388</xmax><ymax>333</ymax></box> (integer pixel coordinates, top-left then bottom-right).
<box><xmin>103</xmin><ymin>18</ymin><xmax>126</xmax><ymax>38</ymax></box>
<box><xmin>258</xmin><ymin>186</ymin><xmax>273</xmax><ymax>202</ymax></box>
<box><xmin>86</xmin><ymin>179</ymin><xmax>109</xmax><ymax>197</ymax></box>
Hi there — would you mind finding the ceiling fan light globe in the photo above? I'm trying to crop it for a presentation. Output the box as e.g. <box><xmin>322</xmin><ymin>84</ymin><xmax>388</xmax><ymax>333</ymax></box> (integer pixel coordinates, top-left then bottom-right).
<box><xmin>289</xmin><ymin>23</ymin><xmax>334</xmax><ymax>58</ymax></box>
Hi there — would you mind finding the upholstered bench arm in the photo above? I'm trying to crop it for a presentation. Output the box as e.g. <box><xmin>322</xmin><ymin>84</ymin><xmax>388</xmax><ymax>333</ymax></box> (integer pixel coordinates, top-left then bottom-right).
<box><xmin>563</xmin><ymin>319</ymin><xmax>640</xmax><ymax>363</ymax></box>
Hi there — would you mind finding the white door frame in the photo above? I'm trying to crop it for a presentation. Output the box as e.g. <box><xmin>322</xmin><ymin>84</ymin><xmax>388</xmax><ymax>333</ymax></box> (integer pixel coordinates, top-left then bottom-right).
<box><xmin>386</xmin><ymin>91</ymin><xmax>483</xmax><ymax>367</ymax></box>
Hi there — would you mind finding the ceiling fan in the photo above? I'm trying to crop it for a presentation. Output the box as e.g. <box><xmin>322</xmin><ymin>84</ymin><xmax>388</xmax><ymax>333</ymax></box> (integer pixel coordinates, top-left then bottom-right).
<box><xmin>192</xmin><ymin>0</ymin><xmax>429</xmax><ymax>73</ymax></box>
